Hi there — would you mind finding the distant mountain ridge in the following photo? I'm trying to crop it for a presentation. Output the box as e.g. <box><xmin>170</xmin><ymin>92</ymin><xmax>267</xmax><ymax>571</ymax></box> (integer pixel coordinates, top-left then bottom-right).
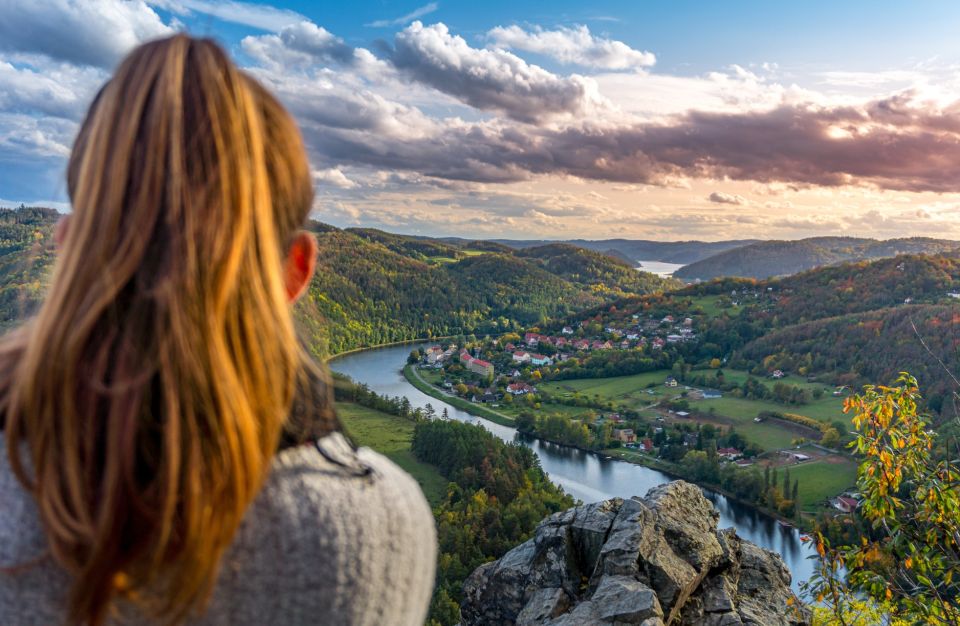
<box><xmin>432</xmin><ymin>236</ymin><xmax>759</xmax><ymax>265</ymax></box>
<box><xmin>674</xmin><ymin>236</ymin><xmax>960</xmax><ymax>280</ymax></box>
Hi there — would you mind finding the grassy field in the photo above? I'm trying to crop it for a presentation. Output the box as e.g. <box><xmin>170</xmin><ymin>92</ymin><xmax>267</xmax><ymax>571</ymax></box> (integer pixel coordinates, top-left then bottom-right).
<box><xmin>425</xmin><ymin>256</ymin><xmax>457</xmax><ymax>264</ymax></box>
<box><xmin>786</xmin><ymin>459</ymin><xmax>859</xmax><ymax>511</ymax></box>
<box><xmin>543</xmin><ymin>368</ymin><xmax>847</xmax><ymax>424</ymax></box>
<box><xmin>540</xmin><ymin>368</ymin><xmax>850</xmax><ymax>451</ymax></box>
<box><xmin>336</xmin><ymin>402</ymin><xmax>448</xmax><ymax>506</ymax></box>
<box><xmin>688</xmin><ymin>295</ymin><xmax>729</xmax><ymax>318</ymax></box>
<box><xmin>611</xmin><ymin>446</ymin><xmax>858</xmax><ymax>513</ymax></box>
<box><xmin>692</xmin><ymin>368</ymin><xmax>847</xmax><ymax>422</ymax></box>
<box><xmin>539</xmin><ymin>370</ymin><xmax>667</xmax><ymax>403</ymax></box>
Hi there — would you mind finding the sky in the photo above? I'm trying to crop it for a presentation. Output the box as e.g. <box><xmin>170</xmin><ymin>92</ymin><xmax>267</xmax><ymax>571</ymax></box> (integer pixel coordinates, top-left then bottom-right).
<box><xmin>3</xmin><ymin>1</ymin><xmax>960</xmax><ymax>241</ymax></box>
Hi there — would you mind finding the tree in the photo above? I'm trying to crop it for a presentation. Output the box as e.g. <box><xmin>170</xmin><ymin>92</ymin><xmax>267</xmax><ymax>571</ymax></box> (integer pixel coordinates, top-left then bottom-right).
<box><xmin>820</xmin><ymin>427</ymin><xmax>841</xmax><ymax>449</ymax></box>
<box><xmin>710</xmin><ymin>358</ymin><xmax>722</xmax><ymax>369</ymax></box>
<box><xmin>408</xmin><ymin>349</ymin><xmax>422</xmax><ymax>364</ymax></box>
<box><xmin>806</xmin><ymin>373</ymin><xmax>960</xmax><ymax>625</ymax></box>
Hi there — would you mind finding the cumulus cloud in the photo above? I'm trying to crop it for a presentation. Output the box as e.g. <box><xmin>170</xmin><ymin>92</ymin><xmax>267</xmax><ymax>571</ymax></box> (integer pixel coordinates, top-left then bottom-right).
<box><xmin>366</xmin><ymin>2</ymin><xmax>439</xmax><ymax>28</ymax></box>
<box><xmin>314</xmin><ymin>167</ymin><xmax>358</xmax><ymax>189</ymax></box>
<box><xmin>241</xmin><ymin>21</ymin><xmax>355</xmax><ymax>68</ymax></box>
<box><xmin>0</xmin><ymin>0</ymin><xmax>173</xmax><ymax>68</ymax></box>
<box><xmin>708</xmin><ymin>192</ymin><xmax>746</xmax><ymax>205</ymax></box>
<box><xmin>487</xmin><ymin>24</ymin><xmax>655</xmax><ymax>70</ymax></box>
<box><xmin>389</xmin><ymin>21</ymin><xmax>603</xmax><ymax>123</ymax></box>
<box><xmin>0</xmin><ymin>58</ymin><xmax>103</xmax><ymax>118</ymax></box>
<box><xmin>0</xmin><ymin>112</ymin><xmax>75</xmax><ymax>159</ymax></box>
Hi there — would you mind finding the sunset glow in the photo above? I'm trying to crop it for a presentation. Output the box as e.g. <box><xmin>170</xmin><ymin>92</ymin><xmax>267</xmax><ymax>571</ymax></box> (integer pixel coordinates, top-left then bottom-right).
<box><xmin>3</xmin><ymin>0</ymin><xmax>960</xmax><ymax>240</ymax></box>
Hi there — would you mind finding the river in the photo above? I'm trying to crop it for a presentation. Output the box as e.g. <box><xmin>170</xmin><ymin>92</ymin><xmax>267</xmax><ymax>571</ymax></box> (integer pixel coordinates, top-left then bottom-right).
<box><xmin>330</xmin><ymin>342</ymin><xmax>815</xmax><ymax>592</ymax></box>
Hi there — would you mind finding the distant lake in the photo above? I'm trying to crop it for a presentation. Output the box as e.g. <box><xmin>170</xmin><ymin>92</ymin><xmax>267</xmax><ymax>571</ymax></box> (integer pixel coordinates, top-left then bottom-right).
<box><xmin>635</xmin><ymin>260</ymin><xmax>685</xmax><ymax>277</ymax></box>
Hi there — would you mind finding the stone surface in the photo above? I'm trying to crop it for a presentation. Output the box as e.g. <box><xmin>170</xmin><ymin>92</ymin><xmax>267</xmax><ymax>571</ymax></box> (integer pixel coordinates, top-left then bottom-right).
<box><xmin>517</xmin><ymin>587</ymin><xmax>571</xmax><ymax>625</ymax></box>
<box><xmin>592</xmin><ymin>575</ymin><xmax>662</xmax><ymax>623</ymax></box>
<box><xmin>460</xmin><ymin>480</ymin><xmax>811</xmax><ymax>626</ymax></box>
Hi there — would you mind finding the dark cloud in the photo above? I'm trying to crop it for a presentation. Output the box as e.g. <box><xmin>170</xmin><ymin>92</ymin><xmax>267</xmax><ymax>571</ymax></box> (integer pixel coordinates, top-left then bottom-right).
<box><xmin>301</xmin><ymin>91</ymin><xmax>960</xmax><ymax>193</ymax></box>
<box><xmin>708</xmin><ymin>192</ymin><xmax>746</xmax><ymax>205</ymax></box>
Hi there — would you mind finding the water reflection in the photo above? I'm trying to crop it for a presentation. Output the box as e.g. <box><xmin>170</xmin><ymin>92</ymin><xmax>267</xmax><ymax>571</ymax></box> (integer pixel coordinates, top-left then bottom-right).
<box><xmin>330</xmin><ymin>342</ymin><xmax>814</xmax><ymax>592</ymax></box>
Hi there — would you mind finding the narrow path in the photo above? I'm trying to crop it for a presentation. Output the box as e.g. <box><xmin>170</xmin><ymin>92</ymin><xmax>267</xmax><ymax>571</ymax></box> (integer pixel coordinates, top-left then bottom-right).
<box><xmin>407</xmin><ymin>365</ymin><xmax>517</xmax><ymax>424</ymax></box>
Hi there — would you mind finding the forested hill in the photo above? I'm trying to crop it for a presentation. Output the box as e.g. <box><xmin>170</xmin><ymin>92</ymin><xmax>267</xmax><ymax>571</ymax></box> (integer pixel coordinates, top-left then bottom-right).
<box><xmin>711</xmin><ymin>254</ymin><xmax>960</xmax><ymax>418</ymax></box>
<box><xmin>0</xmin><ymin>207</ymin><xmax>57</xmax><ymax>329</ymax></box>
<box><xmin>0</xmin><ymin>209</ymin><xmax>680</xmax><ymax>353</ymax></box>
<box><xmin>674</xmin><ymin>236</ymin><xmax>960</xmax><ymax>280</ymax></box>
<box><xmin>773</xmin><ymin>255</ymin><xmax>960</xmax><ymax>322</ymax></box>
<box><xmin>738</xmin><ymin>304</ymin><xmax>960</xmax><ymax>415</ymax></box>
<box><xmin>300</xmin><ymin>226</ymin><xmax>679</xmax><ymax>354</ymax></box>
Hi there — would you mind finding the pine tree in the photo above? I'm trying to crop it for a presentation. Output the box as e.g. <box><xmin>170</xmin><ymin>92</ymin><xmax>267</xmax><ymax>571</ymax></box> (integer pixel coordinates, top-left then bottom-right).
<box><xmin>764</xmin><ymin>465</ymin><xmax>770</xmax><ymax>489</ymax></box>
<box><xmin>792</xmin><ymin>480</ymin><xmax>800</xmax><ymax>520</ymax></box>
<box><xmin>442</xmin><ymin>407</ymin><xmax>450</xmax><ymax>420</ymax></box>
<box><xmin>783</xmin><ymin>468</ymin><xmax>790</xmax><ymax>499</ymax></box>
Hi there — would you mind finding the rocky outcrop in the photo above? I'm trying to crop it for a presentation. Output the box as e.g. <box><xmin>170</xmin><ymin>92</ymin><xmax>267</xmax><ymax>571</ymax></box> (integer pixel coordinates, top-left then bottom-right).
<box><xmin>461</xmin><ymin>481</ymin><xmax>810</xmax><ymax>626</ymax></box>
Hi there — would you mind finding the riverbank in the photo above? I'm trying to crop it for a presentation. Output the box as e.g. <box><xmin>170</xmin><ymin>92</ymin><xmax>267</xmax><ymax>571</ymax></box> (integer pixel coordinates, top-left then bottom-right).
<box><xmin>329</xmin><ymin>341</ymin><xmax>815</xmax><ymax>590</ymax></box>
<box><xmin>404</xmin><ymin>360</ymin><xmax>811</xmax><ymax>529</ymax></box>
<box><xmin>523</xmin><ymin>429</ymin><xmax>811</xmax><ymax>530</ymax></box>
<box><xmin>403</xmin><ymin>364</ymin><xmax>516</xmax><ymax>427</ymax></box>
<box><xmin>605</xmin><ymin>447</ymin><xmax>812</xmax><ymax>531</ymax></box>
<box><xmin>326</xmin><ymin>335</ymin><xmax>457</xmax><ymax>363</ymax></box>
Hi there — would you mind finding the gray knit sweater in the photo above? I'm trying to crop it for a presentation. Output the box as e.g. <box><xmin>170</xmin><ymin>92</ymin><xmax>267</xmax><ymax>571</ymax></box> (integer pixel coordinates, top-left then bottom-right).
<box><xmin>0</xmin><ymin>432</ymin><xmax>437</xmax><ymax>625</ymax></box>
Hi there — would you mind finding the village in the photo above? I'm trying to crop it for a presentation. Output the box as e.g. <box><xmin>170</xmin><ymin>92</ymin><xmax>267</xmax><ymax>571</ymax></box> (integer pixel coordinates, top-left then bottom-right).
<box><xmin>408</xmin><ymin>304</ymin><xmax>862</xmax><ymax>523</ymax></box>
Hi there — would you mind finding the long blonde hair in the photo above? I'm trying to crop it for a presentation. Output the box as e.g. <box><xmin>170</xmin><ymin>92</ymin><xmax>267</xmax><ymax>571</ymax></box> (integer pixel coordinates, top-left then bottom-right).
<box><xmin>0</xmin><ymin>35</ymin><xmax>318</xmax><ymax>624</ymax></box>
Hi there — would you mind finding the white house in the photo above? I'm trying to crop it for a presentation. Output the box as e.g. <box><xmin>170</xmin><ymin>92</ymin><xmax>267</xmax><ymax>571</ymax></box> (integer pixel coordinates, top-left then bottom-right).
<box><xmin>512</xmin><ymin>351</ymin><xmax>532</xmax><ymax>363</ymax></box>
<box><xmin>507</xmin><ymin>382</ymin><xmax>535</xmax><ymax>395</ymax></box>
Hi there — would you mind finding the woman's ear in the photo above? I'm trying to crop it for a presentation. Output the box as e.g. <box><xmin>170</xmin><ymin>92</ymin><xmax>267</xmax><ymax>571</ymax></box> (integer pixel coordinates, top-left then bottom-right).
<box><xmin>283</xmin><ymin>231</ymin><xmax>317</xmax><ymax>303</ymax></box>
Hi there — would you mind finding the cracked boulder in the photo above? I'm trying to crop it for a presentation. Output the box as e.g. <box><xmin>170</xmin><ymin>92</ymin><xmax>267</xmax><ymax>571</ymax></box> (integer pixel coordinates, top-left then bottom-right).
<box><xmin>460</xmin><ymin>481</ymin><xmax>810</xmax><ymax>626</ymax></box>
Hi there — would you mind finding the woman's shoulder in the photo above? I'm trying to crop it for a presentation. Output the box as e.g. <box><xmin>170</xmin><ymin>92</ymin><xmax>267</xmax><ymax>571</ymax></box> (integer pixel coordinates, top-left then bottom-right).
<box><xmin>261</xmin><ymin>431</ymin><xmax>434</xmax><ymax>528</ymax></box>
<box><xmin>201</xmin><ymin>432</ymin><xmax>437</xmax><ymax>625</ymax></box>
<box><xmin>0</xmin><ymin>431</ymin><xmax>438</xmax><ymax>626</ymax></box>
<box><xmin>0</xmin><ymin>434</ymin><xmax>48</xmax><ymax>567</ymax></box>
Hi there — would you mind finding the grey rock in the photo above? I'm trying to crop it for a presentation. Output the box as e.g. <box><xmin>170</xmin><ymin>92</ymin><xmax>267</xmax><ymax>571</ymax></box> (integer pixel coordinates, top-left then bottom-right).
<box><xmin>570</xmin><ymin>500</ymin><xmax>620</xmax><ymax>574</ymax></box>
<box><xmin>517</xmin><ymin>588</ymin><xmax>571</xmax><ymax>625</ymax></box>
<box><xmin>592</xmin><ymin>575</ymin><xmax>662</xmax><ymax>623</ymax></box>
<box><xmin>460</xmin><ymin>480</ymin><xmax>810</xmax><ymax>626</ymax></box>
<box><xmin>544</xmin><ymin>600</ymin><xmax>601</xmax><ymax>625</ymax></box>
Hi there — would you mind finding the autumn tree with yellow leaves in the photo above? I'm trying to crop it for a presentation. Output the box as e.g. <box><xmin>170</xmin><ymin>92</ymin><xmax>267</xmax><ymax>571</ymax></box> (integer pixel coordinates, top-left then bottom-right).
<box><xmin>805</xmin><ymin>373</ymin><xmax>960</xmax><ymax>625</ymax></box>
